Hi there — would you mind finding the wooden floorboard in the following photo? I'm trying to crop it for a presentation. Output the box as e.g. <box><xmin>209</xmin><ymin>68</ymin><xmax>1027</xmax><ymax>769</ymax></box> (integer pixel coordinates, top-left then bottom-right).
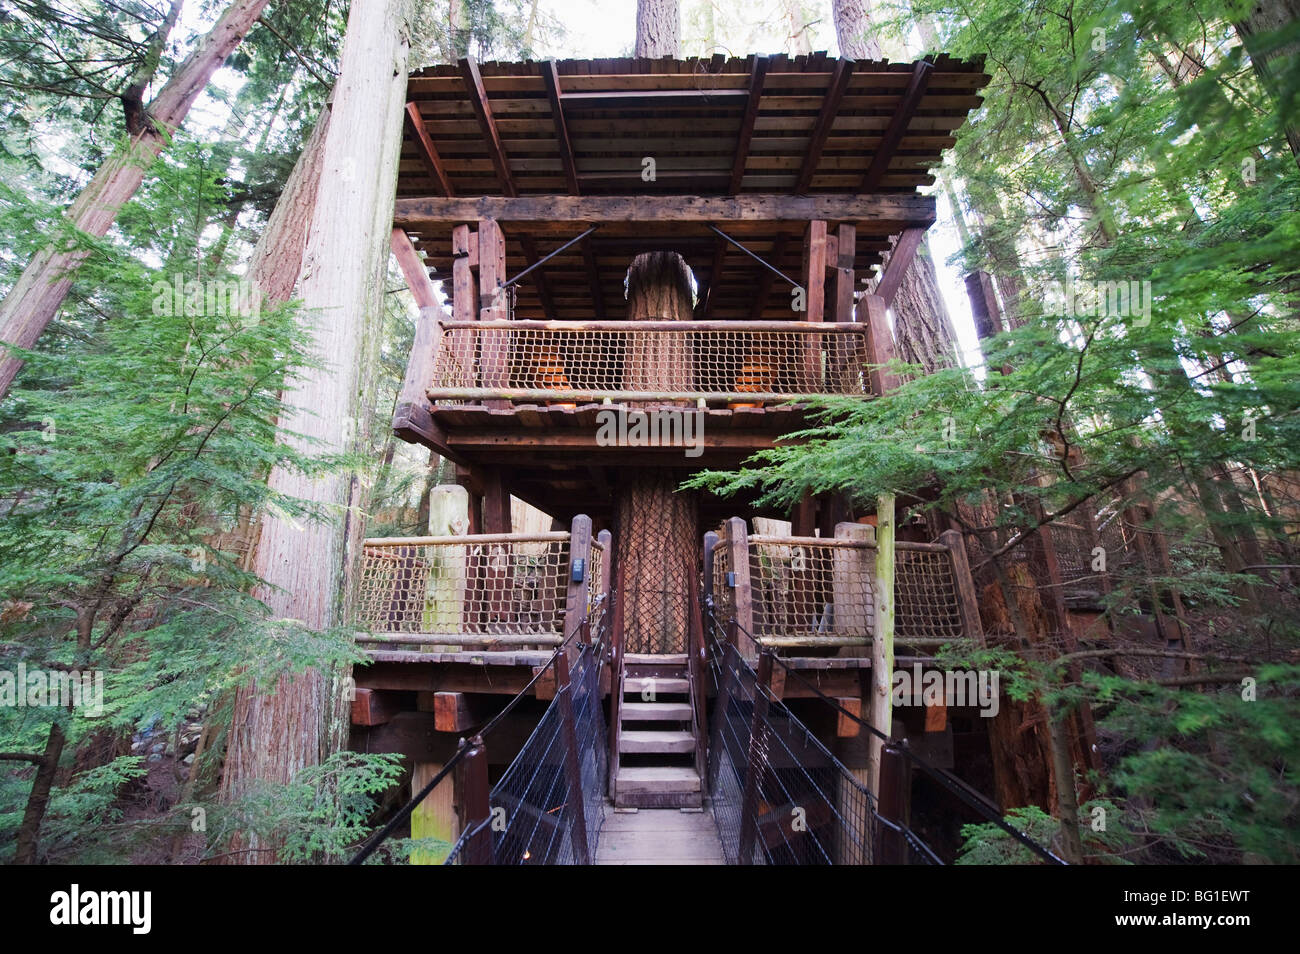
<box><xmin>594</xmin><ymin>807</ymin><xmax>726</xmax><ymax>865</ymax></box>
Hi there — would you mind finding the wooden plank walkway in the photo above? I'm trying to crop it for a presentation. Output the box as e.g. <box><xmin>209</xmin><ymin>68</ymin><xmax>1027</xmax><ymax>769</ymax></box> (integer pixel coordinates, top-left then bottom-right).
<box><xmin>594</xmin><ymin>808</ymin><xmax>725</xmax><ymax>865</ymax></box>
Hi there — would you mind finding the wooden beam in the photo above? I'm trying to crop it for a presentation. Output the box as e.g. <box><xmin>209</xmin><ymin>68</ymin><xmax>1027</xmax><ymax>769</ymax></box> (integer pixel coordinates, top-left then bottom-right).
<box><xmin>429</xmin><ymin>691</ymin><xmax>499</xmax><ymax>732</ymax></box>
<box><xmin>393</xmin><ymin>193</ymin><xmax>936</xmax><ymax>228</ymax></box>
<box><xmin>861</xmin><ymin>293</ymin><xmax>900</xmax><ymax>395</ymax></box>
<box><xmin>542</xmin><ymin>60</ymin><xmax>579</xmax><ymax>195</ymax></box>
<box><xmin>875</xmin><ymin>227</ymin><xmax>925</xmax><ymax>304</ymax></box>
<box><xmin>460</xmin><ymin>57</ymin><xmax>517</xmax><ymax>197</ymax></box>
<box><xmin>478</xmin><ymin>219</ymin><xmax>508</xmax><ymax>407</ymax></box>
<box><xmin>404</xmin><ymin>101</ymin><xmax>454</xmax><ymax>197</ymax></box>
<box><xmin>794</xmin><ymin>59</ymin><xmax>854</xmax><ymax>194</ymax></box>
<box><xmin>828</xmin><ymin>223</ymin><xmax>856</xmax><ymax>323</ymax></box>
<box><xmin>748</xmin><ymin>233</ymin><xmax>789</xmax><ymax>320</ymax></box>
<box><xmin>480</xmin><ymin>467</ymin><xmax>511</xmax><ymax>534</ymax></box>
<box><xmin>699</xmin><ymin>241</ymin><xmax>728</xmax><ymax>320</ymax></box>
<box><xmin>391</xmin><ymin>227</ymin><xmax>439</xmax><ymax>308</ymax></box>
<box><xmin>835</xmin><ymin>696</ymin><xmax>863</xmax><ymax>737</ymax></box>
<box><xmin>860</xmin><ymin>61</ymin><xmax>933</xmax><ymax>193</ymax></box>
<box><xmin>728</xmin><ymin>55</ymin><xmax>769</xmax><ymax>193</ymax></box>
<box><xmin>801</xmin><ymin>220</ymin><xmax>827</xmax><ymax>322</ymax></box>
<box><xmin>351</xmin><ymin>688</ymin><xmax>409</xmax><ymax>727</ymax></box>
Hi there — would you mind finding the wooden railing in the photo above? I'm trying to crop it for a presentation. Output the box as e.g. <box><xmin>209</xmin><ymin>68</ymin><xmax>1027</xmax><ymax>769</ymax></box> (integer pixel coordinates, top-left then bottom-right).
<box><xmin>424</xmin><ymin>319</ymin><xmax>874</xmax><ymax>407</ymax></box>
<box><xmin>355</xmin><ymin>515</ymin><xmax>608</xmax><ymax>653</ymax></box>
<box><xmin>707</xmin><ymin>519</ymin><xmax>983</xmax><ymax>656</ymax></box>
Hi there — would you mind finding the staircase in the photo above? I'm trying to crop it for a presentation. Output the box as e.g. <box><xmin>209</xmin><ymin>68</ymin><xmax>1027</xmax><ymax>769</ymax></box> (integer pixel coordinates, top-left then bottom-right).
<box><xmin>612</xmin><ymin>653</ymin><xmax>703</xmax><ymax>809</ymax></box>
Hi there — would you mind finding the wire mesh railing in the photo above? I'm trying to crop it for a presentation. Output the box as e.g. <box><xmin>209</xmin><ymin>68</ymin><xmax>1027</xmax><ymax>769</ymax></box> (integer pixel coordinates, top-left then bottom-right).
<box><xmin>428</xmin><ymin>319</ymin><xmax>874</xmax><ymax>406</ymax></box>
<box><xmin>355</xmin><ymin>532</ymin><xmax>571</xmax><ymax>645</ymax></box>
<box><xmin>443</xmin><ymin>638</ymin><xmax>608</xmax><ymax>865</ymax></box>
<box><xmin>706</xmin><ymin>639</ymin><xmax>940</xmax><ymax>865</ymax></box>
<box><xmin>712</xmin><ymin>529</ymin><xmax>976</xmax><ymax>652</ymax></box>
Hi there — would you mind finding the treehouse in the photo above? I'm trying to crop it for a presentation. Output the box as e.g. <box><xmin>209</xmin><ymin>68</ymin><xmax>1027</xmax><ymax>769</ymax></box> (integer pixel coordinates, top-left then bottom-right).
<box><xmin>349</xmin><ymin>52</ymin><xmax>1017</xmax><ymax>865</ymax></box>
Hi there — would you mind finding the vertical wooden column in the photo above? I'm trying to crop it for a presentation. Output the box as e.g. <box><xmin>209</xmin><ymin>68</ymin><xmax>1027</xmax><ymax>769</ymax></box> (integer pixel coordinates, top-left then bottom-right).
<box><xmin>940</xmin><ymin>528</ymin><xmax>985</xmax><ymax>647</ymax></box>
<box><xmin>867</xmin><ymin>494</ymin><xmax>895</xmax><ymax>803</ymax></box>
<box><xmin>800</xmin><ymin>220</ymin><xmax>827</xmax><ymax>391</ymax></box>
<box><xmin>725</xmin><ymin>517</ymin><xmax>755</xmax><ymax>660</ymax></box>
<box><xmin>702</xmin><ymin>530</ymin><xmax>719</xmax><ymax>607</ymax></box>
<box><xmin>832</xmin><ymin>521</ymin><xmax>874</xmax><ymax>657</ymax></box>
<box><xmin>596</xmin><ymin>527</ymin><xmax>612</xmax><ymax>611</ymax></box>
<box><xmin>861</xmin><ymin>293</ymin><xmax>900</xmax><ymax>396</ymax></box>
<box><xmin>456</xmin><ymin>736</ymin><xmax>493</xmax><ymax>865</ymax></box>
<box><xmin>426</xmin><ymin>485</ymin><xmax>469</xmax><ymax>653</ymax></box>
<box><xmin>875</xmin><ymin>744</ymin><xmax>911</xmax><ymax>865</ymax></box>
<box><xmin>410</xmin><ymin>760</ymin><xmax>459</xmax><ymax>865</ymax></box>
<box><xmin>477</xmin><ymin>218</ymin><xmax>509</xmax><ymax>408</ymax></box>
<box><xmin>791</xmin><ymin>494</ymin><xmax>816</xmax><ymax>537</ymax></box>
<box><xmin>564</xmin><ymin>514</ymin><xmax>593</xmax><ymax>654</ymax></box>
<box><xmin>826</xmin><ymin>223</ymin><xmax>857</xmax><ymax>391</ymax></box>
<box><xmin>450</xmin><ymin>224</ymin><xmax>479</xmax><ymax>394</ymax></box>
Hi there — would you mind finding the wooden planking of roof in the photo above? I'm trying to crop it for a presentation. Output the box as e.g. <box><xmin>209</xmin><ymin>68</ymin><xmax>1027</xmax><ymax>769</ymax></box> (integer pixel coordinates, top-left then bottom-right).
<box><xmin>396</xmin><ymin>52</ymin><xmax>989</xmax><ymax>323</ymax></box>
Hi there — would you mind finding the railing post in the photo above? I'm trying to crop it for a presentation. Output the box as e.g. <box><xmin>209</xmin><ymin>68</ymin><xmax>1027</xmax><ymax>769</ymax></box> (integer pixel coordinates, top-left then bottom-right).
<box><xmin>867</xmin><ymin>494</ymin><xmax>895</xmax><ymax>805</ymax></box>
<box><xmin>832</xmin><ymin>521</ymin><xmax>874</xmax><ymax>654</ymax></box>
<box><xmin>565</xmin><ymin>514</ymin><xmax>593</xmax><ymax>656</ymax></box>
<box><xmin>725</xmin><ymin>517</ymin><xmax>755</xmax><ymax>660</ymax></box>
<box><xmin>608</xmin><ymin>559</ymin><xmax>625</xmax><ymax>800</ymax></box>
<box><xmin>939</xmin><ymin>528</ymin><xmax>985</xmax><ymax>647</ymax></box>
<box><xmin>702</xmin><ymin>530</ymin><xmax>719</xmax><ymax>608</ymax></box>
<box><xmin>553</xmin><ymin>652</ymin><xmax>591</xmax><ymax>865</ymax></box>
<box><xmin>456</xmin><ymin>735</ymin><xmax>493</xmax><ymax>865</ymax></box>
<box><xmin>738</xmin><ymin>649</ymin><xmax>774</xmax><ymax>865</ymax></box>
<box><xmin>875</xmin><ymin>743</ymin><xmax>910</xmax><ymax>865</ymax></box>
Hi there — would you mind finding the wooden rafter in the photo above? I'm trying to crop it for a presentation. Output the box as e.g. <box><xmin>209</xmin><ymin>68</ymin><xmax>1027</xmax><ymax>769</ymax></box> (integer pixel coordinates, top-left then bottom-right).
<box><xmin>793</xmin><ymin>59</ymin><xmax>854</xmax><ymax>194</ymax></box>
<box><xmin>460</xmin><ymin>56</ymin><xmax>517</xmax><ymax>197</ymax></box>
<box><xmin>404</xmin><ymin>102</ymin><xmax>454</xmax><ymax>196</ymax></box>
<box><xmin>542</xmin><ymin>60</ymin><xmax>579</xmax><ymax>195</ymax></box>
<box><xmin>874</xmin><ymin>227</ymin><xmax>926</xmax><ymax>304</ymax></box>
<box><xmin>860</xmin><ymin>61</ymin><xmax>934</xmax><ymax>193</ymax></box>
<box><xmin>728</xmin><ymin>55</ymin><xmax>769</xmax><ymax>194</ymax></box>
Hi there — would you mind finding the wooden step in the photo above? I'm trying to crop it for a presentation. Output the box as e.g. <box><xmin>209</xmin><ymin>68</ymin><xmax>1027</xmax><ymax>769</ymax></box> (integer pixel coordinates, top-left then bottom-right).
<box><xmin>621</xmin><ymin>702</ymin><xmax>692</xmax><ymax>722</ymax></box>
<box><xmin>619</xmin><ymin>730</ymin><xmax>696</xmax><ymax>754</ymax></box>
<box><xmin>625</xmin><ymin>653</ymin><xmax>686</xmax><ymax>666</ymax></box>
<box><xmin>625</xmin><ymin>677</ymin><xmax>689</xmax><ymax>695</ymax></box>
<box><xmin>615</xmin><ymin>766</ymin><xmax>701</xmax><ymax>795</ymax></box>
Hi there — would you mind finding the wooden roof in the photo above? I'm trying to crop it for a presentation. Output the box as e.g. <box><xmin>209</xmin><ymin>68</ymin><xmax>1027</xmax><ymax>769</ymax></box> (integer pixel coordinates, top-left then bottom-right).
<box><xmin>397</xmin><ymin>53</ymin><xmax>989</xmax><ymax>322</ymax></box>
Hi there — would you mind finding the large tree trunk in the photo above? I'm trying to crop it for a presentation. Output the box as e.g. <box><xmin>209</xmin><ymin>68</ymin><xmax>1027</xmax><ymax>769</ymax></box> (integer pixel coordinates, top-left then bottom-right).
<box><xmin>616</xmin><ymin>251</ymin><xmax>698</xmax><ymax>654</ymax></box>
<box><xmin>0</xmin><ymin>0</ymin><xmax>272</xmax><ymax>400</ymax></box>
<box><xmin>12</xmin><ymin>723</ymin><xmax>65</xmax><ymax>865</ymax></box>
<box><xmin>636</xmin><ymin>0</ymin><xmax>680</xmax><ymax>57</ymax></box>
<box><xmin>835</xmin><ymin>1</ymin><xmax>961</xmax><ymax>373</ymax></box>
<box><xmin>1236</xmin><ymin>0</ymin><xmax>1300</xmax><ymax>168</ymax></box>
<box><xmin>832</xmin><ymin>0</ymin><xmax>881</xmax><ymax>59</ymax></box>
<box><xmin>218</xmin><ymin>0</ymin><xmax>414</xmax><ymax>862</ymax></box>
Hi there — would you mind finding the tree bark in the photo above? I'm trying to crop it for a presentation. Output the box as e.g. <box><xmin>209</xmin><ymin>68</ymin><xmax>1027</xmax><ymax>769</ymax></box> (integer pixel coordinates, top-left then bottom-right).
<box><xmin>219</xmin><ymin>0</ymin><xmax>415</xmax><ymax>861</ymax></box>
<box><xmin>636</xmin><ymin>0</ymin><xmax>681</xmax><ymax>58</ymax></box>
<box><xmin>1235</xmin><ymin>0</ymin><xmax>1300</xmax><ymax>167</ymax></box>
<box><xmin>0</xmin><ymin>0</ymin><xmax>273</xmax><ymax>399</ymax></box>
<box><xmin>616</xmin><ymin>251</ymin><xmax>697</xmax><ymax>654</ymax></box>
<box><xmin>832</xmin><ymin>0</ymin><xmax>881</xmax><ymax>59</ymax></box>
<box><xmin>13</xmin><ymin>722</ymin><xmax>65</xmax><ymax>865</ymax></box>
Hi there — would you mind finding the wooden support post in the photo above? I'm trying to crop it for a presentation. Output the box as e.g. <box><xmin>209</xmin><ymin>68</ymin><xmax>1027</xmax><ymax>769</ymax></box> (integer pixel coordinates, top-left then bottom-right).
<box><xmin>596</xmin><ymin>528</ymin><xmax>612</xmax><ymax>611</ymax></box>
<box><xmin>702</xmin><ymin>530</ymin><xmax>719</xmax><ymax>609</ymax></box>
<box><xmin>425</xmin><ymin>485</ymin><xmax>469</xmax><ymax>651</ymax></box>
<box><xmin>553</xmin><ymin>652</ymin><xmax>590</xmax><ymax>865</ymax></box>
<box><xmin>351</xmin><ymin>688</ymin><xmax>406</xmax><ymax>727</ymax></box>
<box><xmin>455</xmin><ymin>735</ymin><xmax>492</xmax><ymax>865</ymax></box>
<box><xmin>410</xmin><ymin>759</ymin><xmax>459</xmax><ymax>865</ymax></box>
<box><xmin>833</xmin><ymin>521</ymin><xmax>874</xmax><ymax>658</ymax></box>
<box><xmin>725</xmin><ymin>517</ymin><xmax>755</xmax><ymax>660</ymax></box>
<box><xmin>861</xmin><ymin>293</ymin><xmax>900</xmax><ymax>395</ymax></box>
<box><xmin>867</xmin><ymin>494</ymin><xmax>895</xmax><ymax>803</ymax></box>
<box><xmin>737</xmin><ymin>650</ymin><xmax>774</xmax><ymax>865</ymax></box>
<box><xmin>477</xmin><ymin>218</ymin><xmax>508</xmax><ymax>407</ymax></box>
<box><xmin>875</xmin><ymin>744</ymin><xmax>910</xmax><ymax>865</ymax></box>
<box><xmin>565</xmin><ymin>514</ymin><xmax>593</xmax><ymax>653</ymax></box>
<box><xmin>450</xmin><ymin>224</ymin><xmax>479</xmax><ymax>395</ymax></box>
<box><xmin>939</xmin><ymin>528</ymin><xmax>985</xmax><ymax>646</ymax></box>
<box><xmin>829</xmin><ymin>223</ymin><xmax>856</xmax><ymax>323</ymax></box>
<box><xmin>791</xmin><ymin>494</ymin><xmax>816</xmax><ymax>538</ymax></box>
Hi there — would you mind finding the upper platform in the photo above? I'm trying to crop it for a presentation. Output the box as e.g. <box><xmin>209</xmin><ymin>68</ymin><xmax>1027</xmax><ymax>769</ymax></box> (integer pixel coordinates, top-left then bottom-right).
<box><xmin>394</xmin><ymin>53</ymin><xmax>989</xmax><ymax>323</ymax></box>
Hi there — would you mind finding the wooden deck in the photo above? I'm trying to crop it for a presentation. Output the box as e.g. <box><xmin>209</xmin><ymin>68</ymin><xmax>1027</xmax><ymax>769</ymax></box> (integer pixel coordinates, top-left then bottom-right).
<box><xmin>594</xmin><ymin>808</ymin><xmax>725</xmax><ymax>865</ymax></box>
